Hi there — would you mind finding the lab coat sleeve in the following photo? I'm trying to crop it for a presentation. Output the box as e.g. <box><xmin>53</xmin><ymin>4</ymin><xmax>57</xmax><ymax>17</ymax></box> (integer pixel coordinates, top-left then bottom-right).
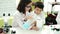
<box><xmin>42</xmin><ymin>15</ymin><xmax>45</xmax><ymax>25</ymax></box>
<box><xmin>36</xmin><ymin>19</ymin><xmax>45</xmax><ymax>29</ymax></box>
<box><xmin>12</xmin><ymin>14</ymin><xmax>20</xmax><ymax>27</ymax></box>
<box><xmin>37</xmin><ymin>13</ymin><xmax>45</xmax><ymax>29</ymax></box>
<box><xmin>12</xmin><ymin>12</ymin><xmax>23</xmax><ymax>29</ymax></box>
<box><xmin>12</xmin><ymin>12</ymin><xmax>33</xmax><ymax>29</ymax></box>
<box><xmin>41</xmin><ymin>12</ymin><xmax>45</xmax><ymax>25</ymax></box>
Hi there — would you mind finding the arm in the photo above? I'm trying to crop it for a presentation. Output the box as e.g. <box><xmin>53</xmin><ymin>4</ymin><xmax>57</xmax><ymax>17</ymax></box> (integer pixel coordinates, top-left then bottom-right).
<box><xmin>12</xmin><ymin>13</ymin><xmax>24</xmax><ymax>29</ymax></box>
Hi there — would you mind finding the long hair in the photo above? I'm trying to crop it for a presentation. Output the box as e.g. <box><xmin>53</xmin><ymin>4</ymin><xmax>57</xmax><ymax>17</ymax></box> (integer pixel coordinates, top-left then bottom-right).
<box><xmin>17</xmin><ymin>0</ymin><xmax>32</xmax><ymax>14</ymax></box>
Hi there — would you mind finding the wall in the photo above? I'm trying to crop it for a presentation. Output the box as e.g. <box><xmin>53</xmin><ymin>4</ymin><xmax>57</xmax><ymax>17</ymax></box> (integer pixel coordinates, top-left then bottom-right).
<box><xmin>0</xmin><ymin>0</ymin><xmax>16</xmax><ymax>17</ymax></box>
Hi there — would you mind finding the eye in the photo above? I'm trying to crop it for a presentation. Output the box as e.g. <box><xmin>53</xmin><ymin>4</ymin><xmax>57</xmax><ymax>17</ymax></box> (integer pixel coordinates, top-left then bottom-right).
<box><xmin>26</xmin><ymin>6</ymin><xmax>31</xmax><ymax>8</ymax></box>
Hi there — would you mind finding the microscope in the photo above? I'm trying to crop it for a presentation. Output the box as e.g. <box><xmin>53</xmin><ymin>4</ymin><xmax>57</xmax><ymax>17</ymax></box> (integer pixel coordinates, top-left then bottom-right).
<box><xmin>3</xmin><ymin>13</ymin><xmax>12</xmax><ymax>34</ymax></box>
<box><xmin>45</xmin><ymin>0</ymin><xmax>60</xmax><ymax>25</ymax></box>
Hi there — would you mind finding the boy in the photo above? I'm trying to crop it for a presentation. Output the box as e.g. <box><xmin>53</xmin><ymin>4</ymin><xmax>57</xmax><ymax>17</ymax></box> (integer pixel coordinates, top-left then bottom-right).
<box><xmin>30</xmin><ymin>2</ymin><xmax>45</xmax><ymax>31</ymax></box>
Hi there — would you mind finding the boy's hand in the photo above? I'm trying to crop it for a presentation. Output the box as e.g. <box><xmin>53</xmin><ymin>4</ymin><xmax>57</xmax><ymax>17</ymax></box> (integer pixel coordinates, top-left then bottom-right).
<box><xmin>27</xmin><ymin>16</ymin><xmax>33</xmax><ymax>20</ymax></box>
<box><xmin>30</xmin><ymin>21</ymin><xmax>39</xmax><ymax>31</ymax></box>
<box><xmin>30</xmin><ymin>26</ymin><xmax>39</xmax><ymax>31</ymax></box>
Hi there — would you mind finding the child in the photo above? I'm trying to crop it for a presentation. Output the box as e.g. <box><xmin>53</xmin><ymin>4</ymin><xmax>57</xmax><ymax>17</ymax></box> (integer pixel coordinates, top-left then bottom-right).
<box><xmin>30</xmin><ymin>2</ymin><xmax>45</xmax><ymax>31</ymax></box>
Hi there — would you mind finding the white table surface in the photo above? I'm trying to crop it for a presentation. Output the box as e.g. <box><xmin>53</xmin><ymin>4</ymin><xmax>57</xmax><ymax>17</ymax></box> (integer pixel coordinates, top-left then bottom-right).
<box><xmin>8</xmin><ymin>25</ymin><xmax>60</xmax><ymax>34</ymax></box>
<box><xmin>8</xmin><ymin>28</ymin><xmax>41</xmax><ymax>34</ymax></box>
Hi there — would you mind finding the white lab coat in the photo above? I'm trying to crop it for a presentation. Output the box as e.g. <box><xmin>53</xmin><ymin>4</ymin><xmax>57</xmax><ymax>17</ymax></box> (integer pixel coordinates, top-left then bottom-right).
<box><xmin>30</xmin><ymin>11</ymin><xmax>45</xmax><ymax>30</ymax></box>
<box><xmin>56</xmin><ymin>11</ymin><xmax>60</xmax><ymax>24</ymax></box>
<box><xmin>12</xmin><ymin>11</ymin><xmax>32</xmax><ymax>29</ymax></box>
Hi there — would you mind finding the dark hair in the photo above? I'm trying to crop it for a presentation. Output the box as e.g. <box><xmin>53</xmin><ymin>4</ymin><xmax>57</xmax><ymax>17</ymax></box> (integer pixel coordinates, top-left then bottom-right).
<box><xmin>35</xmin><ymin>2</ymin><xmax>44</xmax><ymax>10</ymax></box>
<box><xmin>17</xmin><ymin>0</ymin><xmax>32</xmax><ymax>14</ymax></box>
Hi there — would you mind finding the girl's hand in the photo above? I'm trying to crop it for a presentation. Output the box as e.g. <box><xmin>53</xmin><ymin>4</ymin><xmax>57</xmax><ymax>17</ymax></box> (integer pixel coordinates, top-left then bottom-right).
<box><xmin>28</xmin><ymin>16</ymin><xmax>33</xmax><ymax>19</ymax></box>
<box><xmin>23</xmin><ymin>16</ymin><xmax>33</xmax><ymax>21</ymax></box>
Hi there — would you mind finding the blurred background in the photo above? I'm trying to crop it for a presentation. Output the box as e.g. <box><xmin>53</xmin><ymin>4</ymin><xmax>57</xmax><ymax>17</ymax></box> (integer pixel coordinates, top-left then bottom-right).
<box><xmin>0</xmin><ymin>0</ymin><xmax>60</xmax><ymax>34</ymax></box>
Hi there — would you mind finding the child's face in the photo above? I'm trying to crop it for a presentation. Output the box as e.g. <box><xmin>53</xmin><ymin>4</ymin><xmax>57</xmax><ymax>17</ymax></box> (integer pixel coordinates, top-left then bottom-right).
<box><xmin>34</xmin><ymin>7</ymin><xmax>43</xmax><ymax>15</ymax></box>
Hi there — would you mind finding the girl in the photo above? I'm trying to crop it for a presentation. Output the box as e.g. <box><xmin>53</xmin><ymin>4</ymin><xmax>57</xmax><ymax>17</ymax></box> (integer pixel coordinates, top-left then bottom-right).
<box><xmin>12</xmin><ymin>0</ymin><xmax>32</xmax><ymax>29</ymax></box>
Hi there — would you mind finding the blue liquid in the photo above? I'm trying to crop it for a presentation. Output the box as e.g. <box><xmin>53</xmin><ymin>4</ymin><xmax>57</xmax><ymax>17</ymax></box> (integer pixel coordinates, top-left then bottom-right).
<box><xmin>23</xmin><ymin>23</ymin><xmax>30</xmax><ymax>29</ymax></box>
<box><xmin>23</xmin><ymin>20</ymin><xmax>32</xmax><ymax>29</ymax></box>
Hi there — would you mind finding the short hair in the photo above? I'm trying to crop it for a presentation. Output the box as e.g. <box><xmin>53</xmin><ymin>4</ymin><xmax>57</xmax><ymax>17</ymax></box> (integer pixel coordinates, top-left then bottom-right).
<box><xmin>17</xmin><ymin>0</ymin><xmax>32</xmax><ymax>14</ymax></box>
<box><xmin>35</xmin><ymin>2</ymin><xmax>44</xmax><ymax>10</ymax></box>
